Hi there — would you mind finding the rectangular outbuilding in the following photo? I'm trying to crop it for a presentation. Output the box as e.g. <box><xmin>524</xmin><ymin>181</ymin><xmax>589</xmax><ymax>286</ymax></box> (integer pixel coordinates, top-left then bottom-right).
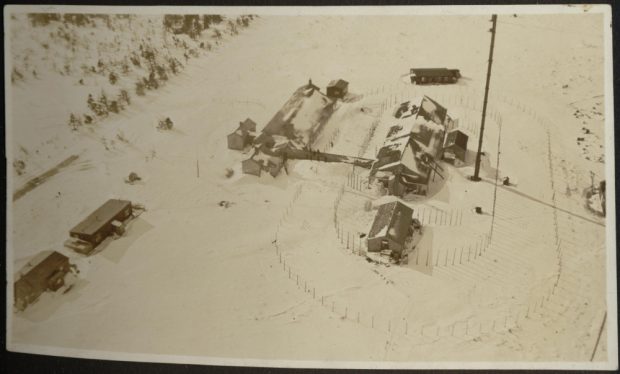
<box><xmin>410</xmin><ymin>68</ymin><xmax>461</xmax><ymax>85</ymax></box>
<box><xmin>14</xmin><ymin>251</ymin><xmax>72</xmax><ymax>311</ymax></box>
<box><xmin>443</xmin><ymin>129</ymin><xmax>468</xmax><ymax>165</ymax></box>
<box><xmin>69</xmin><ymin>199</ymin><xmax>133</xmax><ymax>249</ymax></box>
<box><xmin>227</xmin><ymin>118</ymin><xmax>257</xmax><ymax>151</ymax></box>
<box><xmin>326</xmin><ymin>79</ymin><xmax>349</xmax><ymax>99</ymax></box>
<box><xmin>367</xmin><ymin>200</ymin><xmax>414</xmax><ymax>258</ymax></box>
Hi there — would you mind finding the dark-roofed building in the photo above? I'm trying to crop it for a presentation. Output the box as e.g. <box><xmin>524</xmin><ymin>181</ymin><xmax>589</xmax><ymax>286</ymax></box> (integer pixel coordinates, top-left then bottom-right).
<box><xmin>326</xmin><ymin>79</ymin><xmax>349</xmax><ymax>99</ymax></box>
<box><xmin>418</xmin><ymin>96</ymin><xmax>448</xmax><ymax>127</ymax></box>
<box><xmin>367</xmin><ymin>201</ymin><xmax>414</xmax><ymax>258</ymax></box>
<box><xmin>410</xmin><ymin>68</ymin><xmax>461</xmax><ymax>85</ymax></box>
<box><xmin>370</xmin><ymin>96</ymin><xmax>447</xmax><ymax>197</ymax></box>
<box><xmin>242</xmin><ymin>157</ymin><xmax>262</xmax><ymax>177</ymax></box>
<box><xmin>227</xmin><ymin>119</ymin><xmax>257</xmax><ymax>151</ymax></box>
<box><xmin>14</xmin><ymin>251</ymin><xmax>72</xmax><ymax>311</ymax></box>
<box><xmin>69</xmin><ymin>199</ymin><xmax>133</xmax><ymax>252</ymax></box>
<box><xmin>239</xmin><ymin>118</ymin><xmax>257</xmax><ymax>133</ymax></box>
<box><xmin>443</xmin><ymin>129</ymin><xmax>468</xmax><ymax>165</ymax></box>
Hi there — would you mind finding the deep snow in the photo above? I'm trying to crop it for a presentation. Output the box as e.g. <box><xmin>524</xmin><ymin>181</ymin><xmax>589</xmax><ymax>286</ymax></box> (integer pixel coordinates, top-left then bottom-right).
<box><xmin>5</xmin><ymin>8</ymin><xmax>615</xmax><ymax>368</ymax></box>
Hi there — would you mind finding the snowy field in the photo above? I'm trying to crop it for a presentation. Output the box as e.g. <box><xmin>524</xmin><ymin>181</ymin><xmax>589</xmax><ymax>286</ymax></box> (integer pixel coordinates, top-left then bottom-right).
<box><xmin>5</xmin><ymin>7</ymin><xmax>616</xmax><ymax>369</ymax></box>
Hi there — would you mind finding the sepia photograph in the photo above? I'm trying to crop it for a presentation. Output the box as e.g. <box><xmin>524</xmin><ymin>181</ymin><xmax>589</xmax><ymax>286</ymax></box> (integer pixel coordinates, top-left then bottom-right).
<box><xmin>4</xmin><ymin>4</ymin><xmax>617</xmax><ymax>370</ymax></box>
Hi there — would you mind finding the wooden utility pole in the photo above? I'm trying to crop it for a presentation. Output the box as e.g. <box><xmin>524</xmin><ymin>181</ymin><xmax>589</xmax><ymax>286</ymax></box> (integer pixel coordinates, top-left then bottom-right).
<box><xmin>472</xmin><ymin>14</ymin><xmax>498</xmax><ymax>181</ymax></box>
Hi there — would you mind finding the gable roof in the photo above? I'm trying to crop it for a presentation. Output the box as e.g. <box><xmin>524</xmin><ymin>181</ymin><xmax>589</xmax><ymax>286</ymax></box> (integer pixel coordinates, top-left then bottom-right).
<box><xmin>239</xmin><ymin>118</ymin><xmax>257</xmax><ymax>132</ymax></box>
<box><xmin>327</xmin><ymin>79</ymin><xmax>349</xmax><ymax>89</ymax></box>
<box><xmin>17</xmin><ymin>251</ymin><xmax>68</xmax><ymax>283</ymax></box>
<box><xmin>444</xmin><ymin>129</ymin><xmax>468</xmax><ymax>150</ymax></box>
<box><xmin>371</xmin><ymin>97</ymin><xmax>446</xmax><ymax>183</ymax></box>
<box><xmin>70</xmin><ymin>199</ymin><xmax>132</xmax><ymax>236</ymax></box>
<box><xmin>368</xmin><ymin>201</ymin><xmax>413</xmax><ymax>244</ymax></box>
<box><xmin>418</xmin><ymin>96</ymin><xmax>448</xmax><ymax>125</ymax></box>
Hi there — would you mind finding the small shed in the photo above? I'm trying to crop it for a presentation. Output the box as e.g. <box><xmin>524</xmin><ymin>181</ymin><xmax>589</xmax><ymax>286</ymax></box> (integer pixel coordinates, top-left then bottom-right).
<box><xmin>70</xmin><ymin>199</ymin><xmax>133</xmax><ymax>248</ymax></box>
<box><xmin>367</xmin><ymin>201</ymin><xmax>414</xmax><ymax>257</ymax></box>
<box><xmin>410</xmin><ymin>68</ymin><xmax>461</xmax><ymax>85</ymax></box>
<box><xmin>443</xmin><ymin>129</ymin><xmax>468</xmax><ymax>165</ymax></box>
<box><xmin>227</xmin><ymin>130</ymin><xmax>247</xmax><ymax>150</ymax></box>
<box><xmin>227</xmin><ymin>121</ymin><xmax>256</xmax><ymax>151</ymax></box>
<box><xmin>14</xmin><ymin>251</ymin><xmax>72</xmax><ymax>311</ymax></box>
<box><xmin>239</xmin><ymin>118</ymin><xmax>257</xmax><ymax>133</ymax></box>
<box><xmin>326</xmin><ymin>79</ymin><xmax>349</xmax><ymax>99</ymax></box>
<box><xmin>242</xmin><ymin>157</ymin><xmax>262</xmax><ymax>177</ymax></box>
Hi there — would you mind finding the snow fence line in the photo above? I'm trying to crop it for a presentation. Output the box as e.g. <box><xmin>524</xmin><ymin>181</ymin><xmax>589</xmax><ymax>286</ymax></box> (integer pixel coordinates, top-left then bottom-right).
<box><xmin>268</xmin><ymin>83</ymin><xmax>600</xmax><ymax>350</ymax></box>
<box><xmin>269</xmin><ymin>181</ymin><xmax>528</xmax><ymax>342</ymax></box>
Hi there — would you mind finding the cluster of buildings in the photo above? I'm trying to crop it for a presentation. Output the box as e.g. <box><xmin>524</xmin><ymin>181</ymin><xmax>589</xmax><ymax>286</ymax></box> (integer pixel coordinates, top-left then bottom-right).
<box><xmin>227</xmin><ymin>118</ymin><xmax>257</xmax><ymax>151</ymax></box>
<box><xmin>365</xmin><ymin>93</ymin><xmax>473</xmax><ymax>259</ymax></box>
<box><xmin>15</xmin><ymin>199</ymin><xmax>139</xmax><ymax>311</ymax></box>
<box><xmin>228</xmin><ymin>79</ymin><xmax>350</xmax><ymax>177</ymax></box>
<box><xmin>369</xmin><ymin>96</ymin><xmax>468</xmax><ymax>198</ymax></box>
<box><xmin>226</xmin><ymin>79</ymin><xmax>475</xmax><ymax>261</ymax></box>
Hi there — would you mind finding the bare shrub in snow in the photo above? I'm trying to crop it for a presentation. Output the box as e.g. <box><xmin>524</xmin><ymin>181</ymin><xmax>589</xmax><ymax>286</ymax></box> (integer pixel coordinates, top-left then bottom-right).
<box><xmin>83</xmin><ymin>114</ymin><xmax>93</xmax><ymax>124</ymax></box>
<box><xmin>168</xmin><ymin>57</ymin><xmax>182</xmax><ymax>74</ymax></box>
<box><xmin>27</xmin><ymin>13</ymin><xmax>62</xmax><ymax>27</ymax></box>
<box><xmin>97</xmin><ymin>91</ymin><xmax>110</xmax><ymax>116</ymax></box>
<box><xmin>135</xmin><ymin>80</ymin><xmax>146</xmax><ymax>96</ymax></box>
<box><xmin>130</xmin><ymin>53</ymin><xmax>141</xmax><ymax>67</ymax></box>
<box><xmin>118</xmin><ymin>89</ymin><xmax>131</xmax><ymax>106</ymax></box>
<box><xmin>11</xmin><ymin>67</ymin><xmax>24</xmax><ymax>84</ymax></box>
<box><xmin>121</xmin><ymin>61</ymin><xmax>130</xmax><ymax>74</ymax></box>
<box><xmin>108</xmin><ymin>71</ymin><xmax>118</xmax><ymax>85</ymax></box>
<box><xmin>125</xmin><ymin>172</ymin><xmax>141</xmax><ymax>184</ymax></box>
<box><xmin>108</xmin><ymin>100</ymin><xmax>120</xmax><ymax>114</ymax></box>
<box><xmin>68</xmin><ymin>113</ymin><xmax>83</xmax><ymax>131</ymax></box>
<box><xmin>62</xmin><ymin>14</ymin><xmax>91</xmax><ymax>27</ymax></box>
<box><xmin>13</xmin><ymin>159</ymin><xmax>26</xmax><ymax>176</ymax></box>
<box><xmin>202</xmin><ymin>14</ymin><xmax>223</xmax><ymax>29</ymax></box>
<box><xmin>145</xmin><ymin>72</ymin><xmax>159</xmax><ymax>90</ymax></box>
<box><xmin>225</xmin><ymin>168</ymin><xmax>234</xmax><ymax>178</ymax></box>
<box><xmin>227</xmin><ymin>20</ymin><xmax>238</xmax><ymax>35</ymax></box>
<box><xmin>157</xmin><ymin>117</ymin><xmax>174</xmax><ymax>130</ymax></box>
<box><xmin>156</xmin><ymin>64</ymin><xmax>168</xmax><ymax>81</ymax></box>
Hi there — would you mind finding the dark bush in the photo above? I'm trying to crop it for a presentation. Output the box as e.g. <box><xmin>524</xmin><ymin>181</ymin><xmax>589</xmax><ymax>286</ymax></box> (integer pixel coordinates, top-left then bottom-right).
<box><xmin>28</xmin><ymin>13</ymin><xmax>61</xmax><ymax>27</ymax></box>
<box><xmin>119</xmin><ymin>89</ymin><xmax>131</xmax><ymax>106</ymax></box>
<box><xmin>202</xmin><ymin>14</ymin><xmax>223</xmax><ymax>29</ymax></box>
<box><xmin>108</xmin><ymin>71</ymin><xmax>118</xmax><ymax>85</ymax></box>
<box><xmin>156</xmin><ymin>64</ymin><xmax>168</xmax><ymax>81</ymax></box>
<box><xmin>11</xmin><ymin>68</ymin><xmax>24</xmax><ymax>84</ymax></box>
<box><xmin>135</xmin><ymin>80</ymin><xmax>146</xmax><ymax>96</ymax></box>
<box><xmin>68</xmin><ymin>113</ymin><xmax>82</xmax><ymax>131</ymax></box>
<box><xmin>108</xmin><ymin>100</ymin><xmax>120</xmax><ymax>114</ymax></box>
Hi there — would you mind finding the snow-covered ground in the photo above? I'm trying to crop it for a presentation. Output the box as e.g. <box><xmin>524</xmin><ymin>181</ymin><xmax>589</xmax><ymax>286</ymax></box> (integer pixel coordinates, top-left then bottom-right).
<box><xmin>5</xmin><ymin>7</ymin><xmax>615</xmax><ymax>369</ymax></box>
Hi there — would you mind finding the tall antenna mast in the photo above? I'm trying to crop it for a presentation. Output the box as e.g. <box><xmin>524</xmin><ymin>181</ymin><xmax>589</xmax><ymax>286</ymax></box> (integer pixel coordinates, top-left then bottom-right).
<box><xmin>472</xmin><ymin>14</ymin><xmax>497</xmax><ymax>181</ymax></box>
